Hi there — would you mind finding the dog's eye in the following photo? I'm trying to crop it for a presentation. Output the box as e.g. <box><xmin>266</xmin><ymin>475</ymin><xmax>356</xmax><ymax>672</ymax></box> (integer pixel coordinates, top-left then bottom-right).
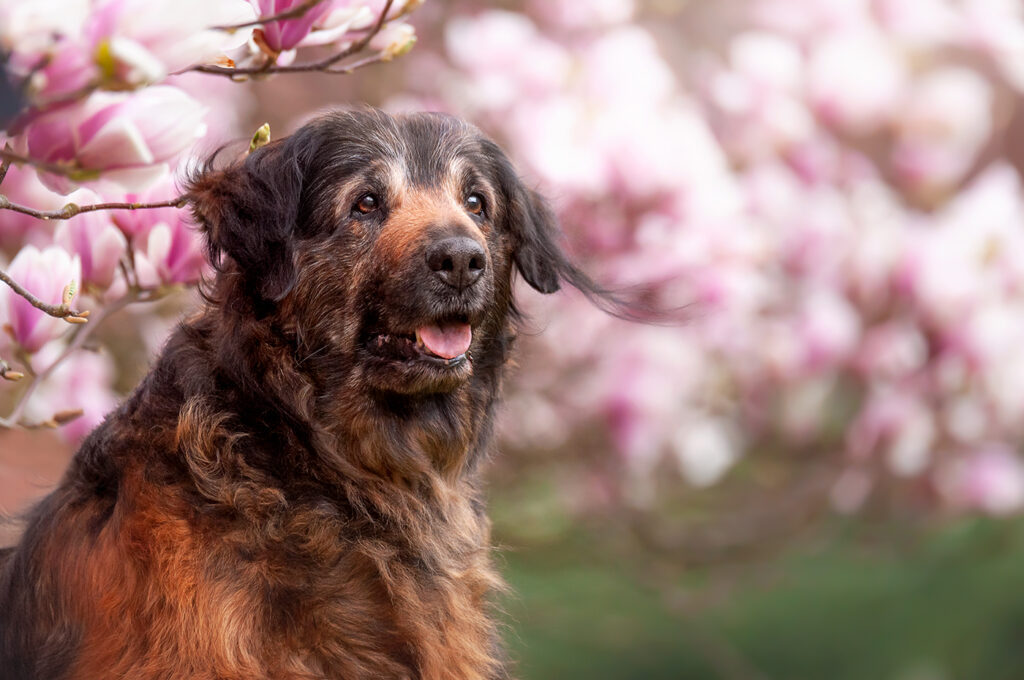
<box><xmin>465</xmin><ymin>193</ymin><xmax>485</xmax><ymax>216</ymax></box>
<box><xmin>354</xmin><ymin>194</ymin><xmax>379</xmax><ymax>215</ymax></box>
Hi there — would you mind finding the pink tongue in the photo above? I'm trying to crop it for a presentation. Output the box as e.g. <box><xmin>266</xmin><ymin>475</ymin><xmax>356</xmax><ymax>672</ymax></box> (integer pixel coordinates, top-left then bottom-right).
<box><xmin>417</xmin><ymin>322</ymin><xmax>472</xmax><ymax>359</ymax></box>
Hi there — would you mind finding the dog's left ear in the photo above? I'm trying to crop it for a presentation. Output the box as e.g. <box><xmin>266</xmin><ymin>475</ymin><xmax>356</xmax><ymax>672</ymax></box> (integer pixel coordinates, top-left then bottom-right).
<box><xmin>187</xmin><ymin>141</ymin><xmax>303</xmax><ymax>302</ymax></box>
<box><xmin>485</xmin><ymin>141</ymin><xmax>566</xmax><ymax>294</ymax></box>
<box><xmin>510</xmin><ymin>186</ymin><xmax>564</xmax><ymax>294</ymax></box>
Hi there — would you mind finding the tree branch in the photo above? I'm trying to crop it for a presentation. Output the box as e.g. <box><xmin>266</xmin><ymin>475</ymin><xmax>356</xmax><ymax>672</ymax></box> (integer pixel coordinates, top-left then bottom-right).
<box><xmin>215</xmin><ymin>0</ymin><xmax>329</xmax><ymax>32</ymax></box>
<box><xmin>192</xmin><ymin>0</ymin><xmax>394</xmax><ymax>77</ymax></box>
<box><xmin>0</xmin><ymin>195</ymin><xmax>189</xmax><ymax>221</ymax></box>
<box><xmin>0</xmin><ymin>267</ymin><xmax>88</xmax><ymax>322</ymax></box>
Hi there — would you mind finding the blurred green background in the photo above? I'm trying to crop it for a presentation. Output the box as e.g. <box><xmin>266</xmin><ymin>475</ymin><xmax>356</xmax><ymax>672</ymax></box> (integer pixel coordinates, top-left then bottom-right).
<box><xmin>493</xmin><ymin>501</ymin><xmax>1024</xmax><ymax>680</ymax></box>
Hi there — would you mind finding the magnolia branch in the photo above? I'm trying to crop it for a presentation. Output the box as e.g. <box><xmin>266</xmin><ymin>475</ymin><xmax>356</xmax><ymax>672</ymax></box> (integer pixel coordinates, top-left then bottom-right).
<box><xmin>0</xmin><ymin>195</ymin><xmax>189</xmax><ymax>220</ymax></box>
<box><xmin>0</xmin><ymin>267</ymin><xmax>89</xmax><ymax>323</ymax></box>
<box><xmin>192</xmin><ymin>0</ymin><xmax>394</xmax><ymax>77</ymax></box>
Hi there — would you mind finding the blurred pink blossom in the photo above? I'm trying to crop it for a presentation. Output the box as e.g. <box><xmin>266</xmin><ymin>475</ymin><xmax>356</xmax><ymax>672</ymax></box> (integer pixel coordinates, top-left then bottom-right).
<box><xmin>846</xmin><ymin>389</ymin><xmax>935</xmax><ymax>475</ymax></box>
<box><xmin>54</xmin><ymin>212</ymin><xmax>128</xmax><ymax>291</ymax></box>
<box><xmin>108</xmin><ymin>175</ymin><xmax>188</xmax><ymax>243</ymax></box>
<box><xmin>0</xmin><ymin>164</ymin><xmax>67</xmax><ymax>250</ymax></box>
<box><xmin>20</xmin><ymin>86</ymin><xmax>207</xmax><ymax>193</ymax></box>
<box><xmin>0</xmin><ymin>245</ymin><xmax>81</xmax><ymax>353</ymax></box>
<box><xmin>370</xmin><ymin>21</ymin><xmax>416</xmax><ymax>58</ymax></box>
<box><xmin>1</xmin><ymin>0</ymin><xmax>253</xmax><ymax>104</ymax></box>
<box><xmin>947</xmin><ymin>444</ymin><xmax>1024</xmax><ymax>515</ymax></box>
<box><xmin>132</xmin><ymin>219</ymin><xmax>208</xmax><ymax>288</ymax></box>
<box><xmin>5</xmin><ymin>37</ymin><xmax>96</xmax><ymax>103</ymax></box>
<box><xmin>253</xmin><ymin>0</ymin><xmax>333</xmax><ymax>52</ymax></box>
<box><xmin>806</xmin><ymin>30</ymin><xmax>907</xmax><ymax>134</ymax></box>
<box><xmin>892</xmin><ymin>67</ymin><xmax>993</xmax><ymax>196</ymax></box>
<box><xmin>526</xmin><ymin>0</ymin><xmax>634</xmax><ymax>30</ymax></box>
<box><xmin>24</xmin><ymin>347</ymin><xmax>118</xmax><ymax>443</ymax></box>
<box><xmin>109</xmin><ymin>176</ymin><xmax>207</xmax><ymax>289</ymax></box>
<box><xmin>445</xmin><ymin>11</ymin><xmax>571</xmax><ymax>110</ymax></box>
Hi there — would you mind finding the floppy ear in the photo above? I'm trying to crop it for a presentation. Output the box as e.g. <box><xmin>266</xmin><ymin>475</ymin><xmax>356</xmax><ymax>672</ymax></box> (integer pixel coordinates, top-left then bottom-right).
<box><xmin>511</xmin><ymin>187</ymin><xmax>564</xmax><ymax>294</ymax></box>
<box><xmin>186</xmin><ymin>141</ymin><xmax>303</xmax><ymax>302</ymax></box>
<box><xmin>485</xmin><ymin>139</ymin><xmax>566</xmax><ymax>294</ymax></box>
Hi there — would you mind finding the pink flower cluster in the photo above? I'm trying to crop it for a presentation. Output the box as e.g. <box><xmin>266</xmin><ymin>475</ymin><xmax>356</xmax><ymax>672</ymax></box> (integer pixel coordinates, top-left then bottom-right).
<box><xmin>419</xmin><ymin>0</ymin><xmax>1024</xmax><ymax>514</ymax></box>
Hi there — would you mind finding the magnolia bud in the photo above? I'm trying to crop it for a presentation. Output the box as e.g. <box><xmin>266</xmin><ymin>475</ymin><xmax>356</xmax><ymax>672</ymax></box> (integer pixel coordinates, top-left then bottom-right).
<box><xmin>250</xmin><ymin>123</ymin><xmax>272</xmax><ymax>153</ymax></box>
<box><xmin>61</xmin><ymin>281</ymin><xmax>78</xmax><ymax>307</ymax></box>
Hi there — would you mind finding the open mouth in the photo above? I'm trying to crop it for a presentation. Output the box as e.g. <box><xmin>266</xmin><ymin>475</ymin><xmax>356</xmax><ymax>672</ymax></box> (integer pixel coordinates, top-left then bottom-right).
<box><xmin>367</xmin><ymin>316</ymin><xmax>473</xmax><ymax>367</ymax></box>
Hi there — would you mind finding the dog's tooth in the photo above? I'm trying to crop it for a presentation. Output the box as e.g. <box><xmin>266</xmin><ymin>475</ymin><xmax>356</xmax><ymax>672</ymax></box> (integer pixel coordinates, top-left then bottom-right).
<box><xmin>414</xmin><ymin>329</ymin><xmax>424</xmax><ymax>347</ymax></box>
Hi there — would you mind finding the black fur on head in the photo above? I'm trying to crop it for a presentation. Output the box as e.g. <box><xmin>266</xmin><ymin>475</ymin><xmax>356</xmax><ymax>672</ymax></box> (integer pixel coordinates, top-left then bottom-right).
<box><xmin>185</xmin><ymin>109</ymin><xmax>648</xmax><ymax>401</ymax></box>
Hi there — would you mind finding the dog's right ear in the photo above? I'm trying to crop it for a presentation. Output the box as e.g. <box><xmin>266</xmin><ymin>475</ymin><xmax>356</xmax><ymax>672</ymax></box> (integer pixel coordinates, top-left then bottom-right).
<box><xmin>187</xmin><ymin>141</ymin><xmax>303</xmax><ymax>302</ymax></box>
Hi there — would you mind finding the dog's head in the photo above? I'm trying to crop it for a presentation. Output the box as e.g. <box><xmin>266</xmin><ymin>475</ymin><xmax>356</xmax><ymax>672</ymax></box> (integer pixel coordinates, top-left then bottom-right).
<box><xmin>188</xmin><ymin>110</ymin><xmax>579</xmax><ymax>396</ymax></box>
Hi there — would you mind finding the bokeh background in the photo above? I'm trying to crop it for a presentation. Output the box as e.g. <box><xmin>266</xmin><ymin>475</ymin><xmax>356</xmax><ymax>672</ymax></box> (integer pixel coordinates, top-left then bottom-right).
<box><xmin>6</xmin><ymin>0</ymin><xmax>1024</xmax><ymax>677</ymax></box>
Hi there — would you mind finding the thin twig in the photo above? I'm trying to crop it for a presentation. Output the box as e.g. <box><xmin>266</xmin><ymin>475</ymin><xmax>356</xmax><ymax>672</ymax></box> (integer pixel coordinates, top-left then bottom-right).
<box><xmin>192</xmin><ymin>0</ymin><xmax>394</xmax><ymax>77</ymax></box>
<box><xmin>215</xmin><ymin>0</ymin><xmax>329</xmax><ymax>31</ymax></box>
<box><xmin>0</xmin><ymin>267</ymin><xmax>87</xmax><ymax>320</ymax></box>
<box><xmin>0</xmin><ymin>195</ymin><xmax>189</xmax><ymax>221</ymax></box>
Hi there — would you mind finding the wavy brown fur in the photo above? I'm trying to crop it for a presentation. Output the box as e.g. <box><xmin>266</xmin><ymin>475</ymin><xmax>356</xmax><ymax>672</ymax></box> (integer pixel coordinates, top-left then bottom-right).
<box><xmin>0</xmin><ymin>110</ymin><xmax>611</xmax><ymax>680</ymax></box>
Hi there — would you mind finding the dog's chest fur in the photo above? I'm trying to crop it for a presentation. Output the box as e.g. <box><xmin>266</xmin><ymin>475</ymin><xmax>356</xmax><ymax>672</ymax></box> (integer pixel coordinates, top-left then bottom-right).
<box><xmin>51</xmin><ymin>438</ymin><xmax>503</xmax><ymax>680</ymax></box>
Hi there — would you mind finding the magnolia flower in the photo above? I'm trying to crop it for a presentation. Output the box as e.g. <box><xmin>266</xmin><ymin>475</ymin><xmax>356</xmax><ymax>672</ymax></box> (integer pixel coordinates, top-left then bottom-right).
<box><xmin>108</xmin><ymin>174</ymin><xmax>206</xmax><ymax>289</ymax></box>
<box><xmin>253</xmin><ymin>0</ymin><xmax>334</xmax><ymax>53</ymax></box>
<box><xmin>1</xmin><ymin>0</ymin><xmax>253</xmax><ymax>106</ymax></box>
<box><xmin>1</xmin><ymin>245</ymin><xmax>81</xmax><ymax>353</ymax></box>
<box><xmin>54</xmin><ymin>211</ymin><xmax>128</xmax><ymax>290</ymax></box>
<box><xmin>86</xmin><ymin>0</ymin><xmax>255</xmax><ymax>83</ymax></box>
<box><xmin>20</xmin><ymin>86</ymin><xmax>207</xmax><ymax>193</ymax></box>
<box><xmin>370</xmin><ymin>21</ymin><xmax>416</xmax><ymax>60</ymax></box>
<box><xmin>5</xmin><ymin>37</ymin><xmax>96</xmax><ymax>103</ymax></box>
<box><xmin>132</xmin><ymin>218</ymin><xmax>208</xmax><ymax>288</ymax></box>
<box><xmin>24</xmin><ymin>347</ymin><xmax>118</xmax><ymax>443</ymax></box>
<box><xmin>108</xmin><ymin>174</ymin><xmax>187</xmax><ymax>242</ymax></box>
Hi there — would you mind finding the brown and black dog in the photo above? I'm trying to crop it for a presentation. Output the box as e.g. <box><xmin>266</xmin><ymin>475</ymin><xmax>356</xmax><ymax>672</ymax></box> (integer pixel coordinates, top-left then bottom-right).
<box><xmin>0</xmin><ymin>110</ymin><xmax>618</xmax><ymax>679</ymax></box>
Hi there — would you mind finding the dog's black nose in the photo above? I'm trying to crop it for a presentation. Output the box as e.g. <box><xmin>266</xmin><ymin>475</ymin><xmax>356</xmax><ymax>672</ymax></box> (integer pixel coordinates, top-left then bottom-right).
<box><xmin>426</xmin><ymin>237</ymin><xmax>486</xmax><ymax>291</ymax></box>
